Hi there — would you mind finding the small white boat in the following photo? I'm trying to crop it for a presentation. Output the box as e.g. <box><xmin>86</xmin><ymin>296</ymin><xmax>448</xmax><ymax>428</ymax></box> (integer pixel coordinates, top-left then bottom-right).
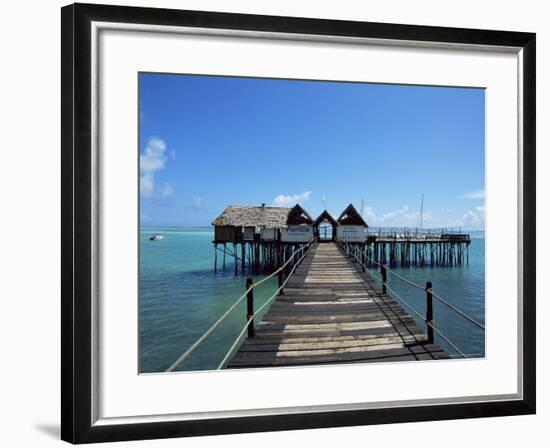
<box><xmin>149</xmin><ymin>234</ymin><xmax>164</xmax><ymax>241</ymax></box>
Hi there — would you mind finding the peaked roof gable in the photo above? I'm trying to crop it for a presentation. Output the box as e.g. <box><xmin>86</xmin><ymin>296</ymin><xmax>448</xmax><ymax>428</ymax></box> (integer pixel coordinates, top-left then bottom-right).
<box><xmin>313</xmin><ymin>210</ymin><xmax>339</xmax><ymax>227</ymax></box>
<box><xmin>287</xmin><ymin>204</ymin><xmax>314</xmax><ymax>225</ymax></box>
<box><xmin>337</xmin><ymin>204</ymin><xmax>368</xmax><ymax>227</ymax></box>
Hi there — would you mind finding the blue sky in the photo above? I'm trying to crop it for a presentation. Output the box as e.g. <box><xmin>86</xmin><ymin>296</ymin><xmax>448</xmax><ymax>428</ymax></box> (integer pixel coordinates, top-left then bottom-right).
<box><xmin>139</xmin><ymin>73</ymin><xmax>485</xmax><ymax>230</ymax></box>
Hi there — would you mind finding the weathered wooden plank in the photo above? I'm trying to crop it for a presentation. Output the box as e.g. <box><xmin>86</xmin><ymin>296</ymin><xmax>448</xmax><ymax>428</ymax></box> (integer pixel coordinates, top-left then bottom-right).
<box><xmin>239</xmin><ymin>335</ymin><xmax>427</xmax><ymax>352</ymax></box>
<box><xmin>228</xmin><ymin>242</ymin><xmax>447</xmax><ymax>368</ymax></box>
<box><xmin>268</xmin><ymin>302</ymin><xmax>402</xmax><ymax>310</ymax></box>
<box><xmin>254</xmin><ymin>324</ymin><xmax>426</xmax><ymax>339</ymax></box>
<box><xmin>229</xmin><ymin>346</ymin><xmax>446</xmax><ymax>368</ymax></box>
<box><xmin>241</xmin><ymin>332</ymin><xmax>428</xmax><ymax>346</ymax></box>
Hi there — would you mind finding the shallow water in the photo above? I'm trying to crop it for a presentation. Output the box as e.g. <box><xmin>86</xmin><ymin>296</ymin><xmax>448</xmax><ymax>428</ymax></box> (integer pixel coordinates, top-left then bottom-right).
<box><xmin>139</xmin><ymin>228</ymin><xmax>485</xmax><ymax>372</ymax></box>
<box><xmin>378</xmin><ymin>231</ymin><xmax>485</xmax><ymax>358</ymax></box>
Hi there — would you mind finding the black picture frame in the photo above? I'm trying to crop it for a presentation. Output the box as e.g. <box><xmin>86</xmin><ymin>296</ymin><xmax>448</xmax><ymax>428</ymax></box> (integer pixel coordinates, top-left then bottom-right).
<box><xmin>61</xmin><ymin>2</ymin><xmax>536</xmax><ymax>444</ymax></box>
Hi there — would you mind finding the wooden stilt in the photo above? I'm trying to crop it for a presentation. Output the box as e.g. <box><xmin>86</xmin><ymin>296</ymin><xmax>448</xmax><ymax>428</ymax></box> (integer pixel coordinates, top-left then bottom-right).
<box><xmin>214</xmin><ymin>243</ymin><xmax>217</xmax><ymax>273</ymax></box>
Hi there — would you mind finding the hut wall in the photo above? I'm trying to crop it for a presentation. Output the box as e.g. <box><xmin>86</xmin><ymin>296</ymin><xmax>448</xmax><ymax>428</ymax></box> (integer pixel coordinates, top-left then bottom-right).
<box><xmin>214</xmin><ymin>225</ymin><xmax>242</xmax><ymax>243</ymax></box>
<box><xmin>281</xmin><ymin>224</ymin><xmax>314</xmax><ymax>242</ymax></box>
<box><xmin>336</xmin><ymin>225</ymin><xmax>365</xmax><ymax>242</ymax></box>
<box><xmin>260</xmin><ymin>227</ymin><xmax>276</xmax><ymax>241</ymax></box>
<box><xmin>243</xmin><ymin>226</ymin><xmax>255</xmax><ymax>241</ymax></box>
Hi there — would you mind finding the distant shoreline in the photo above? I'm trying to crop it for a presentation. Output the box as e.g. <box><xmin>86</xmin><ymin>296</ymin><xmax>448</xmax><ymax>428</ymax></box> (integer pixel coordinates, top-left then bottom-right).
<box><xmin>140</xmin><ymin>225</ymin><xmax>213</xmax><ymax>230</ymax></box>
<box><xmin>140</xmin><ymin>225</ymin><xmax>485</xmax><ymax>234</ymax></box>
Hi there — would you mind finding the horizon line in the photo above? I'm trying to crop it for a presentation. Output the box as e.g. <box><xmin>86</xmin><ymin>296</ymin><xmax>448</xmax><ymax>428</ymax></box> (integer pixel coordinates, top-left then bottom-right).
<box><xmin>139</xmin><ymin>225</ymin><xmax>485</xmax><ymax>231</ymax></box>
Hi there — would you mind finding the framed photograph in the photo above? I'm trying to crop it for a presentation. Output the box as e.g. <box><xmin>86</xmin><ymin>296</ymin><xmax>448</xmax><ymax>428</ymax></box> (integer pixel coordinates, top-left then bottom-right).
<box><xmin>61</xmin><ymin>2</ymin><xmax>536</xmax><ymax>444</ymax></box>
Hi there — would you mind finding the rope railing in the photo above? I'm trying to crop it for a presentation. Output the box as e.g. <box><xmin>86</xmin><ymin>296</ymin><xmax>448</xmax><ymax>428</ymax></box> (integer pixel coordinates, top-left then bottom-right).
<box><xmin>341</xmin><ymin>242</ymin><xmax>484</xmax><ymax>359</ymax></box>
<box><xmin>216</xmin><ymin>241</ymin><xmax>315</xmax><ymax>369</ymax></box>
<box><xmin>382</xmin><ymin>282</ymin><xmax>467</xmax><ymax>358</ymax></box>
<box><xmin>166</xmin><ymin>239</ymin><xmax>316</xmax><ymax>372</ymax></box>
<box><xmin>343</xmin><ymin>243</ymin><xmax>485</xmax><ymax>331</ymax></box>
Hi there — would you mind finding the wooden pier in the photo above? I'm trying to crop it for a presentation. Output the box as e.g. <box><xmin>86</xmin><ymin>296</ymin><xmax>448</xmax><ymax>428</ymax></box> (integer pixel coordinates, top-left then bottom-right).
<box><xmin>211</xmin><ymin>205</ymin><xmax>471</xmax><ymax>275</ymax></box>
<box><xmin>364</xmin><ymin>229</ymin><xmax>471</xmax><ymax>268</ymax></box>
<box><xmin>228</xmin><ymin>242</ymin><xmax>449</xmax><ymax>368</ymax></box>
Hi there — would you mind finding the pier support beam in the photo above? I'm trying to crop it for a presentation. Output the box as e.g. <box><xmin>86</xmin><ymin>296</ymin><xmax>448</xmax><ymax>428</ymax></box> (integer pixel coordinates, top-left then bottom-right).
<box><xmin>214</xmin><ymin>243</ymin><xmax>217</xmax><ymax>273</ymax></box>
<box><xmin>381</xmin><ymin>265</ymin><xmax>387</xmax><ymax>294</ymax></box>
<box><xmin>426</xmin><ymin>281</ymin><xmax>434</xmax><ymax>344</ymax></box>
<box><xmin>246</xmin><ymin>278</ymin><xmax>255</xmax><ymax>337</ymax></box>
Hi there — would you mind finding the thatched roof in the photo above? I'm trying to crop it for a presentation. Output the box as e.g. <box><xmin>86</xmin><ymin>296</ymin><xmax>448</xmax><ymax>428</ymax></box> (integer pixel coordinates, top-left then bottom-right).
<box><xmin>212</xmin><ymin>205</ymin><xmax>291</xmax><ymax>227</ymax></box>
<box><xmin>337</xmin><ymin>204</ymin><xmax>368</xmax><ymax>226</ymax></box>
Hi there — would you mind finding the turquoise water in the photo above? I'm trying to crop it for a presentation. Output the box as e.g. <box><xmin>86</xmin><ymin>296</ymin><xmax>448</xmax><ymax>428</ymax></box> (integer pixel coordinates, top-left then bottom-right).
<box><xmin>375</xmin><ymin>231</ymin><xmax>485</xmax><ymax>359</ymax></box>
<box><xmin>139</xmin><ymin>228</ymin><xmax>278</xmax><ymax>373</ymax></box>
<box><xmin>139</xmin><ymin>228</ymin><xmax>485</xmax><ymax>373</ymax></box>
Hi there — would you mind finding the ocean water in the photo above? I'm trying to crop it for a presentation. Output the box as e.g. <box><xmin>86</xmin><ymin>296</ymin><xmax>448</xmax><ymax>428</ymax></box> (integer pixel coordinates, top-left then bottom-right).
<box><xmin>139</xmin><ymin>228</ymin><xmax>485</xmax><ymax>373</ymax></box>
<box><xmin>378</xmin><ymin>231</ymin><xmax>485</xmax><ymax>359</ymax></box>
<box><xmin>139</xmin><ymin>228</ymin><xmax>279</xmax><ymax>373</ymax></box>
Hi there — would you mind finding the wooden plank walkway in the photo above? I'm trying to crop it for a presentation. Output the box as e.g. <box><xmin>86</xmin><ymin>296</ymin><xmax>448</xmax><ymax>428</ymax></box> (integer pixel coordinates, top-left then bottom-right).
<box><xmin>228</xmin><ymin>242</ymin><xmax>448</xmax><ymax>368</ymax></box>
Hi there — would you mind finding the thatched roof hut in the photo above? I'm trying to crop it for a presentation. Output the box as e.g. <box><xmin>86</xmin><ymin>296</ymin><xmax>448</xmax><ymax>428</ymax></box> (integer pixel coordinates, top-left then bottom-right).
<box><xmin>212</xmin><ymin>204</ymin><xmax>315</xmax><ymax>243</ymax></box>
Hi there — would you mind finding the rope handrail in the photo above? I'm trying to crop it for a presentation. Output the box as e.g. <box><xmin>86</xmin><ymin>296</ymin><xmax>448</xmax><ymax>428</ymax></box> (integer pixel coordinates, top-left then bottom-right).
<box><xmin>350</xmin><ymin>252</ymin><xmax>467</xmax><ymax>358</ymax></box>
<box><xmin>383</xmin><ymin>282</ymin><xmax>467</xmax><ymax>358</ymax></box>
<box><xmin>217</xmin><ymin>241</ymin><xmax>315</xmax><ymax>369</ymax></box>
<box><xmin>244</xmin><ymin>238</ymin><xmax>315</xmax><ymax>290</ymax></box>
<box><xmin>342</xmin><ymin>242</ymin><xmax>485</xmax><ymax>331</ymax></box>
<box><xmin>357</xmin><ymin>250</ymin><xmax>426</xmax><ymax>290</ymax></box>
<box><xmin>165</xmin><ymin>239</ymin><xmax>316</xmax><ymax>372</ymax></box>
<box><xmin>429</xmin><ymin>289</ymin><xmax>485</xmax><ymax>330</ymax></box>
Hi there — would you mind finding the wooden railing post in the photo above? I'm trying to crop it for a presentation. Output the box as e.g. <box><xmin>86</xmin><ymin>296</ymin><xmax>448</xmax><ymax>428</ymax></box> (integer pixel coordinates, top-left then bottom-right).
<box><xmin>381</xmin><ymin>265</ymin><xmax>387</xmax><ymax>293</ymax></box>
<box><xmin>278</xmin><ymin>269</ymin><xmax>284</xmax><ymax>295</ymax></box>
<box><xmin>246</xmin><ymin>278</ymin><xmax>255</xmax><ymax>337</ymax></box>
<box><xmin>426</xmin><ymin>281</ymin><xmax>433</xmax><ymax>344</ymax></box>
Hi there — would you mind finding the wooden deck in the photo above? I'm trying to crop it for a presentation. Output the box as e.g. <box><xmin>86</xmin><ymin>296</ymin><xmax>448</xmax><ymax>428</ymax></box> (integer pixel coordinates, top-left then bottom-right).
<box><xmin>228</xmin><ymin>242</ymin><xmax>448</xmax><ymax>368</ymax></box>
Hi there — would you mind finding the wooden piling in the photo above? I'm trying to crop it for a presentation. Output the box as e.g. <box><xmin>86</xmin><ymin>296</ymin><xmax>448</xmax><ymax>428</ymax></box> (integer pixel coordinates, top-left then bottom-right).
<box><xmin>426</xmin><ymin>281</ymin><xmax>434</xmax><ymax>344</ymax></box>
<box><xmin>214</xmin><ymin>243</ymin><xmax>217</xmax><ymax>273</ymax></box>
<box><xmin>246</xmin><ymin>277</ymin><xmax>255</xmax><ymax>337</ymax></box>
<box><xmin>233</xmin><ymin>243</ymin><xmax>238</xmax><ymax>275</ymax></box>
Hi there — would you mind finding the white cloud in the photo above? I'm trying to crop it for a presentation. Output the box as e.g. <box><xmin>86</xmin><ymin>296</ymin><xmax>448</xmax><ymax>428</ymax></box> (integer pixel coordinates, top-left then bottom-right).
<box><xmin>362</xmin><ymin>205</ymin><xmax>433</xmax><ymax>227</ymax></box>
<box><xmin>140</xmin><ymin>137</ymin><xmax>174</xmax><ymax>199</ymax></box>
<box><xmin>140</xmin><ymin>173</ymin><xmax>155</xmax><ymax>199</ymax></box>
<box><xmin>159</xmin><ymin>183</ymin><xmax>173</xmax><ymax>199</ymax></box>
<box><xmin>381</xmin><ymin>205</ymin><xmax>409</xmax><ymax>221</ymax></box>
<box><xmin>272</xmin><ymin>191</ymin><xmax>311</xmax><ymax>207</ymax></box>
<box><xmin>192</xmin><ymin>196</ymin><xmax>204</xmax><ymax>210</ymax></box>
<box><xmin>363</xmin><ymin>203</ymin><xmax>485</xmax><ymax>229</ymax></box>
<box><xmin>455</xmin><ymin>205</ymin><xmax>485</xmax><ymax>228</ymax></box>
<box><xmin>460</xmin><ymin>189</ymin><xmax>485</xmax><ymax>200</ymax></box>
<box><xmin>363</xmin><ymin>205</ymin><xmax>408</xmax><ymax>223</ymax></box>
<box><xmin>140</xmin><ymin>137</ymin><xmax>166</xmax><ymax>172</ymax></box>
<box><xmin>363</xmin><ymin>206</ymin><xmax>377</xmax><ymax>221</ymax></box>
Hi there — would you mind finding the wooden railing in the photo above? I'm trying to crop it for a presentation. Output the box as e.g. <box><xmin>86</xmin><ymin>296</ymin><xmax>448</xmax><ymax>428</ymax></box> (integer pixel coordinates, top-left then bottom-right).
<box><xmin>364</xmin><ymin>226</ymin><xmax>466</xmax><ymax>239</ymax></box>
